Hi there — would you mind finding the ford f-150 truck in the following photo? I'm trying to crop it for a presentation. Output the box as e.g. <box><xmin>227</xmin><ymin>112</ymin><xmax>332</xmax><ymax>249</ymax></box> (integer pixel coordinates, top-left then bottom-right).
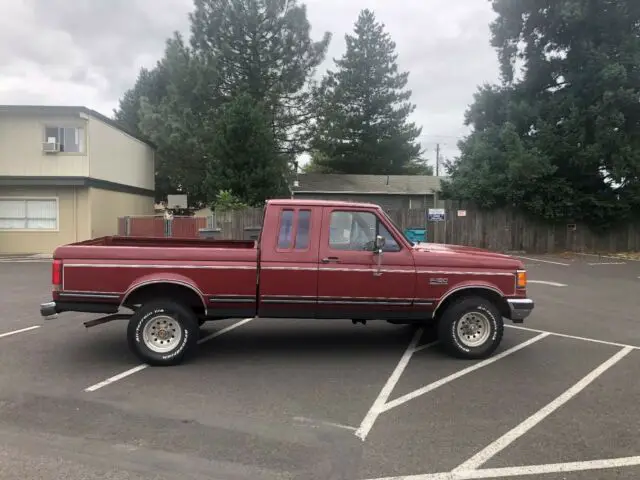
<box><xmin>40</xmin><ymin>199</ymin><xmax>534</xmax><ymax>366</ymax></box>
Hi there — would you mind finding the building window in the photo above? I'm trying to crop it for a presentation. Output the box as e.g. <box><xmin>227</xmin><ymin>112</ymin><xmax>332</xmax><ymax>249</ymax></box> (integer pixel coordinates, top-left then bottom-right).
<box><xmin>44</xmin><ymin>126</ymin><xmax>85</xmax><ymax>153</ymax></box>
<box><xmin>0</xmin><ymin>198</ymin><xmax>58</xmax><ymax>230</ymax></box>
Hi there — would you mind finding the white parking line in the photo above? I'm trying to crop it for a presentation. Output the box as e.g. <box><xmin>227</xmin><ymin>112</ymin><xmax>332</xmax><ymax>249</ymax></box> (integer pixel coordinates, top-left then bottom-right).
<box><xmin>588</xmin><ymin>262</ymin><xmax>626</xmax><ymax>265</ymax></box>
<box><xmin>575</xmin><ymin>252</ymin><xmax>640</xmax><ymax>262</ymax></box>
<box><xmin>362</xmin><ymin>455</ymin><xmax>640</xmax><ymax>479</ymax></box>
<box><xmin>506</xmin><ymin>324</ymin><xmax>640</xmax><ymax>350</ymax></box>
<box><xmin>355</xmin><ymin>334</ymin><xmax>547</xmax><ymax>441</ymax></box>
<box><xmin>354</xmin><ymin>328</ymin><xmax>425</xmax><ymax>440</ymax></box>
<box><xmin>84</xmin><ymin>317</ymin><xmax>254</xmax><ymax>393</ymax></box>
<box><xmin>515</xmin><ymin>256</ymin><xmax>570</xmax><ymax>266</ymax></box>
<box><xmin>528</xmin><ymin>280</ymin><xmax>568</xmax><ymax>287</ymax></box>
<box><xmin>381</xmin><ymin>333</ymin><xmax>549</xmax><ymax>413</ymax></box>
<box><xmin>0</xmin><ymin>325</ymin><xmax>40</xmax><ymax>339</ymax></box>
<box><xmin>293</xmin><ymin>416</ymin><xmax>357</xmax><ymax>431</ymax></box>
<box><xmin>454</xmin><ymin>346</ymin><xmax>633</xmax><ymax>472</ymax></box>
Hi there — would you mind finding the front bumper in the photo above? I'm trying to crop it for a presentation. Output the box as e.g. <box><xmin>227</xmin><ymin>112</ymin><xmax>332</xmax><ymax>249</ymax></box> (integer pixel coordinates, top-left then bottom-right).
<box><xmin>506</xmin><ymin>298</ymin><xmax>534</xmax><ymax>323</ymax></box>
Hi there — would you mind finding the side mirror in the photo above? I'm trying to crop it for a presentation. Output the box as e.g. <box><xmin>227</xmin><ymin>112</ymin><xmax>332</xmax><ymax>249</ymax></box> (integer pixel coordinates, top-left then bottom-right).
<box><xmin>374</xmin><ymin>234</ymin><xmax>385</xmax><ymax>253</ymax></box>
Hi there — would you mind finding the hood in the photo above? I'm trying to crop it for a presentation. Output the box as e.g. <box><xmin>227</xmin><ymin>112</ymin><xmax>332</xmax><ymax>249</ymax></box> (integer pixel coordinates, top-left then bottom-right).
<box><xmin>411</xmin><ymin>242</ymin><xmax>524</xmax><ymax>269</ymax></box>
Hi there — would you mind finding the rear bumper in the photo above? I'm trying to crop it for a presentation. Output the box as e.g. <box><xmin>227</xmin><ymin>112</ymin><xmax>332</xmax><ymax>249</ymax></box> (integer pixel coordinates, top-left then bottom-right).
<box><xmin>506</xmin><ymin>298</ymin><xmax>534</xmax><ymax>323</ymax></box>
<box><xmin>40</xmin><ymin>300</ymin><xmax>118</xmax><ymax>318</ymax></box>
<box><xmin>40</xmin><ymin>301</ymin><xmax>58</xmax><ymax>318</ymax></box>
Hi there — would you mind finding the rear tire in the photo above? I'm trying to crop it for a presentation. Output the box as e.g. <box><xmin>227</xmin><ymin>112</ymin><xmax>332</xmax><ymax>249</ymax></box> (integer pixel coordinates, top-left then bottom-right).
<box><xmin>127</xmin><ymin>299</ymin><xmax>199</xmax><ymax>366</ymax></box>
<box><xmin>437</xmin><ymin>296</ymin><xmax>503</xmax><ymax>360</ymax></box>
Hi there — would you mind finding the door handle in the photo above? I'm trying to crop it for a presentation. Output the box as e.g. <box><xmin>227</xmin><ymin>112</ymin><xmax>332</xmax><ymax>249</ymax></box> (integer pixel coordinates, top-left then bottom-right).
<box><xmin>321</xmin><ymin>256</ymin><xmax>340</xmax><ymax>263</ymax></box>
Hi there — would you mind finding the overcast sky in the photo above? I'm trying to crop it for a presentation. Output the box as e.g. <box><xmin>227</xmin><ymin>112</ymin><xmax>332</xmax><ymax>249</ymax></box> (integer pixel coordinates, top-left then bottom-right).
<box><xmin>0</xmin><ymin>0</ymin><xmax>500</xmax><ymax>170</ymax></box>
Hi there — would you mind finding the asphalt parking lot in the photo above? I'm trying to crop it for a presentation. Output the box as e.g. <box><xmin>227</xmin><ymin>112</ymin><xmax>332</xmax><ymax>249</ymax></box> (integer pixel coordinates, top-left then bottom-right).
<box><xmin>0</xmin><ymin>253</ymin><xmax>639</xmax><ymax>480</ymax></box>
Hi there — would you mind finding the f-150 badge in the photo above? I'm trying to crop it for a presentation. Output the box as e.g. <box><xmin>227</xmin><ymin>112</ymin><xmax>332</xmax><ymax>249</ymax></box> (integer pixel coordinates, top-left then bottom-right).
<box><xmin>429</xmin><ymin>277</ymin><xmax>449</xmax><ymax>285</ymax></box>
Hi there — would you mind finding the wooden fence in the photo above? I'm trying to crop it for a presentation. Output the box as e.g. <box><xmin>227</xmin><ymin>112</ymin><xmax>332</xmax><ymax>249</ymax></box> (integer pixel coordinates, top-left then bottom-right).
<box><xmin>118</xmin><ymin>202</ymin><xmax>640</xmax><ymax>254</ymax></box>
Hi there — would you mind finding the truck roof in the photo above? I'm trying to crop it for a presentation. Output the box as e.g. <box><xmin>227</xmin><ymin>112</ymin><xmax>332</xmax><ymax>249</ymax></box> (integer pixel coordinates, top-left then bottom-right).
<box><xmin>267</xmin><ymin>198</ymin><xmax>381</xmax><ymax>209</ymax></box>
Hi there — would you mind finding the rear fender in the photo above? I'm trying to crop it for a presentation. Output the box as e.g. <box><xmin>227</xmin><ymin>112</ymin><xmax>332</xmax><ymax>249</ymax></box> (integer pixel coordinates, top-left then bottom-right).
<box><xmin>121</xmin><ymin>273</ymin><xmax>207</xmax><ymax>313</ymax></box>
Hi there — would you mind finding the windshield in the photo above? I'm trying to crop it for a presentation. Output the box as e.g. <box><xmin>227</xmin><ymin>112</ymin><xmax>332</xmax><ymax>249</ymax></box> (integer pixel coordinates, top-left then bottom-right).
<box><xmin>379</xmin><ymin>209</ymin><xmax>415</xmax><ymax>246</ymax></box>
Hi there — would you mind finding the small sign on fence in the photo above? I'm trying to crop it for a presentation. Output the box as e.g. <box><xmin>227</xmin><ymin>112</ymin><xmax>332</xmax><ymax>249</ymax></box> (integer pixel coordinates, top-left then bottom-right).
<box><xmin>428</xmin><ymin>208</ymin><xmax>446</xmax><ymax>222</ymax></box>
<box><xmin>457</xmin><ymin>210</ymin><xmax>467</xmax><ymax>217</ymax></box>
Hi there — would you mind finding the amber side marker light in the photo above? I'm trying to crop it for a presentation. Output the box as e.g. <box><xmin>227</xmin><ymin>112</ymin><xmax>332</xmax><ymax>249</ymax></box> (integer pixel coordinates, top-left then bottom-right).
<box><xmin>516</xmin><ymin>270</ymin><xmax>527</xmax><ymax>288</ymax></box>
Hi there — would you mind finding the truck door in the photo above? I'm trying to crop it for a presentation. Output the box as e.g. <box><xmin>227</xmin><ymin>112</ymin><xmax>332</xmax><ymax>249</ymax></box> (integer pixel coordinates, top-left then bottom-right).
<box><xmin>258</xmin><ymin>205</ymin><xmax>320</xmax><ymax>318</ymax></box>
<box><xmin>316</xmin><ymin>206</ymin><xmax>417</xmax><ymax>320</ymax></box>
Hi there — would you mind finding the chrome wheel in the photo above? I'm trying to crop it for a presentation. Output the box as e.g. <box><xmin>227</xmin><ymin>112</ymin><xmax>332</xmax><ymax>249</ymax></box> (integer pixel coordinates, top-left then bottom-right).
<box><xmin>456</xmin><ymin>311</ymin><xmax>491</xmax><ymax>347</ymax></box>
<box><xmin>142</xmin><ymin>315</ymin><xmax>183</xmax><ymax>353</ymax></box>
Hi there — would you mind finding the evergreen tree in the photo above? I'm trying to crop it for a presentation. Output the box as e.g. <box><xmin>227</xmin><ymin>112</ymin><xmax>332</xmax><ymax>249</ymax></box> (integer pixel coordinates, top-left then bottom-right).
<box><xmin>113</xmin><ymin>0</ymin><xmax>331</xmax><ymax>207</ymax></box>
<box><xmin>205</xmin><ymin>93</ymin><xmax>290</xmax><ymax>205</ymax></box>
<box><xmin>443</xmin><ymin>0</ymin><xmax>640</xmax><ymax>229</ymax></box>
<box><xmin>309</xmin><ymin>9</ymin><xmax>425</xmax><ymax>175</ymax></box>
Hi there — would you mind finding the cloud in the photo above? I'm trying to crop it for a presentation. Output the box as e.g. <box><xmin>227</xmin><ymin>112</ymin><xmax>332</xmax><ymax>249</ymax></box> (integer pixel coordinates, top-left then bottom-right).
<box><xmin>0</xmin><ymin>0</ymin><xmax>500</xmax><ymax>165</ymax></box>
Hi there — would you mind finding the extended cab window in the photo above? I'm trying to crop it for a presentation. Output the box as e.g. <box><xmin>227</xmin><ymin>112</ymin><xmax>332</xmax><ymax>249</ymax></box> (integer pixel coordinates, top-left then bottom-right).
<box><xmin>277</xmin><ymin>210</ymin><xmax>294</xmax><ymax>248</ymax></box>
<box><xmin>329</xmin><ymin>211</ymin><xmax>401</xmax><ymax>252</ymax></box>
<box><xmin>294</xmin><ymin>210</ymin><xmax>311</xmax><ymax>249</ymax></box>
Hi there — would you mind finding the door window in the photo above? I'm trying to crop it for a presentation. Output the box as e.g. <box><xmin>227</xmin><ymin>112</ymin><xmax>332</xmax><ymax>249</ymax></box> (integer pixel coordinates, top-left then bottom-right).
<box><xmin>328</xmin><ymin>211</ymin><xmax>401</xmax><ymax>252</ymax></box>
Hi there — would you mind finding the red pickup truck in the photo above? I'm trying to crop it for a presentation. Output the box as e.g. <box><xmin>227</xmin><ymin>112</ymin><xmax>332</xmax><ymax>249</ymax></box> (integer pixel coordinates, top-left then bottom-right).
<box><xmin>40</xmin><ymin>199</ymin><xmax>533</xmax><ymax>366</ymax></box>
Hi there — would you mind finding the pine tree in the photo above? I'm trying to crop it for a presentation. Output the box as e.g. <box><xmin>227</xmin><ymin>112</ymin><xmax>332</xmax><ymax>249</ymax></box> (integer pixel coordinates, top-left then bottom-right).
<box><xmin>309</xmin><ymin>9</ymin><xmax>425</xmax><ymax>175</ymax></box>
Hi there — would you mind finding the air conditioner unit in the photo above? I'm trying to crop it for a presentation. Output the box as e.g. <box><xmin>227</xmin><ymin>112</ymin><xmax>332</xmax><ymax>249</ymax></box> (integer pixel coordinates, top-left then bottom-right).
<box><xmin>42</xmin><ymin>142</ymin><xmax>60</xmax><ymax>153</ymax></box>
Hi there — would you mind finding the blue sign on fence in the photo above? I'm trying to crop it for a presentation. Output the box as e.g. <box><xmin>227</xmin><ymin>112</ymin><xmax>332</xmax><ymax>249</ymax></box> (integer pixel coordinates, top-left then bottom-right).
<box><xmin>428</xmin><ymin>208</ymin><xmax>446</xmax><ymax>222</ymax></box>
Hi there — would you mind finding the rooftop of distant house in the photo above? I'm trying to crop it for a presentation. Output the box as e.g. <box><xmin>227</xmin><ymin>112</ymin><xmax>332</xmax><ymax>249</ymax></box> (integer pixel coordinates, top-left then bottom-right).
<box><xmin>292</xmin><ymin>173</ymin><xmax>443</xmax><ymax>195</ymax></box>
<box><xmin>0</xmin><ymin>104</ymin><xmax>155</xmax><ymax>149</ymax></box>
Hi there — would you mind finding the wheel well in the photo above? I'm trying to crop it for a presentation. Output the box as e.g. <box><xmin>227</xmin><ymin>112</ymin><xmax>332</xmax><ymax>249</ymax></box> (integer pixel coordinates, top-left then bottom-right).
<box><xmin>122</xmin><ymin>283</ymin><xmax>206</xmax><ymax>315</ymax></box>
<box><xmin>434</xmin><ymin>287</ymin><xmax>509</xmax><ymax>321</ymax></box>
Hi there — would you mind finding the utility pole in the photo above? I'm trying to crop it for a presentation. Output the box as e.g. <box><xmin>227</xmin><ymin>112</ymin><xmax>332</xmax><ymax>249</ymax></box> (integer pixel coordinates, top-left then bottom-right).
<box><xmin>435</xmin><ymin>143</ymin><xmax>440</xmax><ymax>177</ymax></box>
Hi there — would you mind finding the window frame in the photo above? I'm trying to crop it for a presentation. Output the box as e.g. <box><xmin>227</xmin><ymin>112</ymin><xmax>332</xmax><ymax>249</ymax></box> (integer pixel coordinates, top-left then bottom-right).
<box><xmin>275</xmin><ymin>208</ymin><xmax>313</xmax><ymax>252</ymax></box>
<box><xmin>42</xmin><ymin>124</ymin><xmax>86</xmax><ymax>155</ymax></box>
<box><xmin>0</xmin><ymin>197</ymin><xmax>60</xmax><ymax>232</ymax></box>
<box><xmin>327</xmin><ymin>209</ymin><xmax>403</xmax><ymax>253</ymax></box>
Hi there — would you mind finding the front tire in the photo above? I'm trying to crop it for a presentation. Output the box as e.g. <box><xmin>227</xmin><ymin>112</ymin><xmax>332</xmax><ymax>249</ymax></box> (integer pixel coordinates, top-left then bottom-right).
<box><xmin>437</xmin><ymin>296</ymin><xmax>503</xmax><ymax>360</ymax></box>
<box><xmin>127</xmin><ymin>299</ymin><xmax>199</xmax><ymax>366</ymax></box>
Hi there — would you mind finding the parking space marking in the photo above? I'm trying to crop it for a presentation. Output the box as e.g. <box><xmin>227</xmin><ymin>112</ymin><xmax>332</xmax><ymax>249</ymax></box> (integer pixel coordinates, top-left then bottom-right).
<box><xmin>381</xmin><ymin>333</ymin><xmax>549</xmax><ymax>413</ymax></box>
<box><xmin>84</xmin><ymin>364</ymin><xmax>148</xmax><ymax>392</ymax></box>
<box><xmin>575</xmin><ymin>252</ymin><xmax>640</xmax><ymax>262</ymax></box>
<box><xmin>414</xmin><ymin>340</ymin><xmax>439</xmax><ymax>353</ymax></box>
<box><xmin>84</xmin><ymin>317</ymin><xmax>255</xmax><ymax>393</ymax></box>
<box><xmin>355</xmin><ymin>333</ymin><xmax>548</xmax><ymax>441</ymax></box>
<box><xmin>588</xmin><ymin>262</ymin><xmax>626</xmax><ymax>265</ymax></box>
<box><xmin>528</xmin><ymin>280</ymin><xmax>567</xmax><ymax>287</ymax></box>
<box><xmin>363</xmin><ymin>455</ymin><xmax>640</xmax><ymax>479</ymax></box>
<box><xmin>293</xmin><ymin>416</ymin><xmax>357</xmax><ymax>431</ymax></box>
<box><xmin>355</xmin><ymin>327</ymin><xmax>425</xmax><ymax>440</ymax></box>
<box><xmin>506</xmin><ymin>325</ymin><xmax>640</xmax><ymax>350</ymax></box>
<box><xmin>454</xmin><ymin>346</ymin><xmax>634</xmax><ymax>472</ymax></box>
<box><xmin>515</xmin><ymin>256</ymin><xmax>570</xmax><ymax>266</ymax></box>
<box><xmin>0</xmin><ymin>325</ymin><xmax>40</xmax><ymax>339</ymax></box>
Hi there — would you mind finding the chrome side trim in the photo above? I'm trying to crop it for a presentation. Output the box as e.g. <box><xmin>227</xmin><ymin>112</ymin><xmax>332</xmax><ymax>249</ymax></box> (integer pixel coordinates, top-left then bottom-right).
<box><xmin>417</xmin><ymin>270</ymin><xmax>514</xmax><ymax>276</ymax></box>
<box><xmin>59</xmin><ymin>292</ymin><xmax>120</xmax><ymax>300</ymax></box>
<box><xmin>63</xmin><ymin>263</ymin><xmax>256</xmax><ymax>270</ymax></box>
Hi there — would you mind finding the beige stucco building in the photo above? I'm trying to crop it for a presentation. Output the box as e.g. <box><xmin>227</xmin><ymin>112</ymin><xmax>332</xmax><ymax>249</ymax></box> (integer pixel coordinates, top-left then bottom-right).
<box><xmin>0</xmin><ymin>105</ymin><xmax>156</xmax><ymax>254</ymax></box>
